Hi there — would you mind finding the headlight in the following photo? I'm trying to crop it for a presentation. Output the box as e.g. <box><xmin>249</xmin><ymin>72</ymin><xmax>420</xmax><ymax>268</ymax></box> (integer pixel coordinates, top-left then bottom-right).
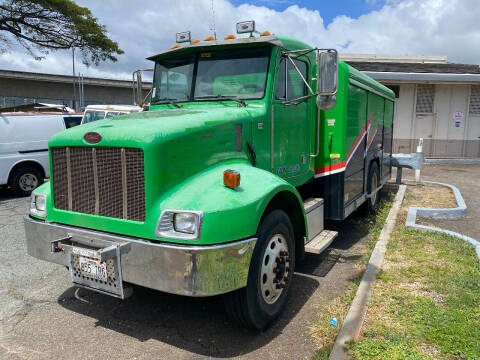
<box><xmin>30</xmin><ymin>193</ymin><xmax>47</xmax><ymax>218</ymax></box>
<box><xmin>174</xmin><ymin>213</ymin><xmax>197</xmax><ymax>234</ymax></box>
<box><xmin>156</xmin><ymin>210</ymin><xmax>203</xmax><ymax>240</ymax></box>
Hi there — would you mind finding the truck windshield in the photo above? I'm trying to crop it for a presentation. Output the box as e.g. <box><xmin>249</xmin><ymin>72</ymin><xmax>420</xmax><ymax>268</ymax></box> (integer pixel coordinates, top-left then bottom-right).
<box><xmin>151</xmin><ymin>47</ymin><xmax>270</xmax><ymax>104</ymax></box>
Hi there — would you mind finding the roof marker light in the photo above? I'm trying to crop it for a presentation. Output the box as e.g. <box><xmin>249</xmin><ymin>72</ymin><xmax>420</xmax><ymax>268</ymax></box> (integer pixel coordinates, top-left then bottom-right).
<box><xmin>190</xmin><ymin>39</ymin><xmax>200</xmax><ymax>45</ymax></box>
<box><xmin>170</xmin><ymin>44</ymin><xmax>181</xmax><ymax>49</ymax></box>
<box><xmin>204</xmin><ymin>36</ymin><xmax>215</xmax><ymax>41</ymax></box>
<box><xmin>260</xmin><ymin>31</ymin><xmax>271</xmax><ymax>36</ymax></box>
<box><xmin>236</xmin><ymin>20</ymin><xmax>255</xmax><ymax>34</ymax></box>
<box><xmin>176</xmin><ymin>31</ymin><xmax>191</xmax><ymax>43</ymax></box>
<box><xmin>224</xmin><ymin>34</ymin><xmax>236</xmax><ymax>40</ymax></box>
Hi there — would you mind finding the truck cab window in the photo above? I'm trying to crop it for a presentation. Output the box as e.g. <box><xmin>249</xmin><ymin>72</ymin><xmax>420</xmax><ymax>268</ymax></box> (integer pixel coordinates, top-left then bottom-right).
<box><xmin>275</xmin><ymin>57</ymin><xmax>307</xmax><ymax>101</ymax></box>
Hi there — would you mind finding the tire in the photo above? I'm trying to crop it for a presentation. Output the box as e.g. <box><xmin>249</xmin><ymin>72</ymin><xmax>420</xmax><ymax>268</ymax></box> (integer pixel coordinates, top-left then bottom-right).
<box><xmin>224</xmin><ymin>209</ymin><xmax>295</xmax><ymax>330</ymax></box>
<box><xmin>9</xmin><ymin>165</ymin><xmax>43</xmax><ymax>196</ymax></box>
<box><xmin>366</xmin><ymin>161</ymin><xmax>381</xmax><ymax>213</ymax></box>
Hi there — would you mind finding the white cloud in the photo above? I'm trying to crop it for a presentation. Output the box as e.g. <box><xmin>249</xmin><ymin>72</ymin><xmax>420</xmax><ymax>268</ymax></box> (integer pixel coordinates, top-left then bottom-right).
<box><xmin>0</xmin><ymin>0</ymin><xmax>478</xmax><ymax>80</ymax></box>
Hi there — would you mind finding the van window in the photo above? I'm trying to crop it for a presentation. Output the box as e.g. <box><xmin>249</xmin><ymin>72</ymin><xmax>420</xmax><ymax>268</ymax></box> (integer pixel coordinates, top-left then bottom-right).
<box><xmin>63</xmin><ymin>116</ymin><xmax>82</xmax><ymax>128</ymax></box>
<box><xmin>105</xmin><ymin>112</ymin><xmax>122</xmax><ymax>118</ymax></box>
<box><xmin>83</xmin><ymin>110</ymin><xmax>105</xmax><ymax>123</ymax></box>
<box><xmin>275</xmin><ymin>57</ymin><xmax>307</xmax><ymax>101</ymax></box>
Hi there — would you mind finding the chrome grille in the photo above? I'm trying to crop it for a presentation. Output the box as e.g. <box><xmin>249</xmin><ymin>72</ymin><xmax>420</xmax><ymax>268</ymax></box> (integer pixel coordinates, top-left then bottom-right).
<box><xmin>52</xmin><ymin>147</ymin><xmax>145</xmax><ymax>221</ymax></box>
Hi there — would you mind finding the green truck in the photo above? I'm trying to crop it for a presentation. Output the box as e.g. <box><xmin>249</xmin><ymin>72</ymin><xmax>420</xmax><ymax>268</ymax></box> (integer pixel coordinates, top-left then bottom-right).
<box><xmin>25</xmin><ymin>21</ymin><xmax>395</xmax><ymax>330</ymax></box>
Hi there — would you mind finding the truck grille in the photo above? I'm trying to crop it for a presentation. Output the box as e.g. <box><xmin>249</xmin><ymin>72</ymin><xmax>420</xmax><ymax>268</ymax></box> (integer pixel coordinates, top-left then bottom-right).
<box><xmin>51</xmin><ymin>147</ymin><xmax>145</xmax><ymax>221</ymax></box>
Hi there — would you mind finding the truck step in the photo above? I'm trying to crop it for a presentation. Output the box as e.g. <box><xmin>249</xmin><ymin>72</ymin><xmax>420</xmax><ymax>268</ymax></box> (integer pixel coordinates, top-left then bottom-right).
<box><xmin>304</xmin><ymin>197</ymin><xmax>324</xmax><ymax>240</ymax></box>
<box><xmin>305</xmin><ymin>230</ymin><xmax>338</xmax><ymax>254</ymax></box>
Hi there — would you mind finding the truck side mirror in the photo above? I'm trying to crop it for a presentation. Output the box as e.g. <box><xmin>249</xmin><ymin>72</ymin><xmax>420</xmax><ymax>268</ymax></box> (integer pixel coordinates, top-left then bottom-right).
<box><xmin>316</xmin><ymin>50</ymin><xmax>338</xmax><ymax>110</ymax></box>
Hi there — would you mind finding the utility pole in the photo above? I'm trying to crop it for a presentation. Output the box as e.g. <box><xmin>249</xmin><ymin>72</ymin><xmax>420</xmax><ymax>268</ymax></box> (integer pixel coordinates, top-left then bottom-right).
<box><xmin>72</xmin><ymin>47</ymin><xmax>77</xmax><ymax>111</ymax></box>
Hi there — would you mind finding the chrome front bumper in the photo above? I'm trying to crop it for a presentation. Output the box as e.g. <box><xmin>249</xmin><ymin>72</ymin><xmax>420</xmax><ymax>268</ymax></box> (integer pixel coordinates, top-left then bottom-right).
<box><xmin>24</xmin><ymin>216</ymin><xmax>257</xmax><ymax>298</ymax></box>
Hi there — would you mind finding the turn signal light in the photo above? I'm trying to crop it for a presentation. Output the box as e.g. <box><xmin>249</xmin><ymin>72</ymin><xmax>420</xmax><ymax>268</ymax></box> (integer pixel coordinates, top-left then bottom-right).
<box><xmin>260</xmin><ymin>31</ymin><xmax>271</xmax><ymax>36</ymax></box>
<box><xmin>223</xmin><ymin>170</ymin><xmax>240</xmax><ymax>189</ymax></box>
<box><xmin>170</xmin><ymin>44</ymin><xmax>181</xmax><ymax>49</ymax></box>
<box><xmin>190</xmin><ymin>39</ymin><xmax>200</xmax><ymax>45</ymax></box>
<box><xmin>204</xmin><ymin>36</ymin><xmax>215</xmax><ymax>41</ymax></box>
<box><xmin>224</xmin><ymin>34</ymin><xmax>236</xmax><ymax>40</ymax></box>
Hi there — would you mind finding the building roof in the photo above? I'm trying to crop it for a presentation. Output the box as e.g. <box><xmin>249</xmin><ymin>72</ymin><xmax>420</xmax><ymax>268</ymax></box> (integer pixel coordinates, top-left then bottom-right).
<box><xmin>0</xmin><ymin>69</ymin><xmax>152</xmax><ymax>88</ymax></box>
<box><xmin>345</xmin><ymin>61</ymin><xmax>480</xmax><ymax>74</ymax></box>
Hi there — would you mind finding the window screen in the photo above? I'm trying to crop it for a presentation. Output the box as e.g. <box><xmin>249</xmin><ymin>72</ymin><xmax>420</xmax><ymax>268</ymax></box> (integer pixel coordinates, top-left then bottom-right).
<box><xmin>416</xmin><ymin>84</ymin><xmax>434</xmax><ymax>113</ymax></box>
<box><xmin>469</xmin><ymin>85</ymin><xmax>480</xmax><ymax>115</ymax></box>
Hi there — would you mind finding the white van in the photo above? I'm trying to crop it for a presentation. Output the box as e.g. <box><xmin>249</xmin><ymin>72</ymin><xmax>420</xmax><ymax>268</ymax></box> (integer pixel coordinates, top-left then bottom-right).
<box><xmin>81</xmin><ymin>105</ymin><xmax>142</xmax><ymax>125</ymax></box>
<box><xmin>0</xmin><ymin>113</ymin><xmax>82</xmax><ymax>196</ymax></box>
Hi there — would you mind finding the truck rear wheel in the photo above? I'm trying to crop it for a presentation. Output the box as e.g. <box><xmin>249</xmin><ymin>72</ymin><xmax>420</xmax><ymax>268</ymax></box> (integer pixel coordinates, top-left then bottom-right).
<box><xmin>9</xmin><ymin>165</ymin><xmax>43</xmax><ymax>197</ymax></box>
<box><xmin>223</xmin><ymin>209</ymin><xmax>295</xmax><ymax>330</ymax></box>
<box><xmin>366</xmin><ymin>161</ymin><xmax>380</xmax><ymax>213</ymax></box>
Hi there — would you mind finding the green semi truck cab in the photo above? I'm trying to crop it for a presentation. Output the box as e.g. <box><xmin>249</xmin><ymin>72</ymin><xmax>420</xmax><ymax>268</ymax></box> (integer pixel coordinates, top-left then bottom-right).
<box><xmin>25</xmin><ymin>21</ymin><xmax>395</xmax><ymax>330</ymax></box>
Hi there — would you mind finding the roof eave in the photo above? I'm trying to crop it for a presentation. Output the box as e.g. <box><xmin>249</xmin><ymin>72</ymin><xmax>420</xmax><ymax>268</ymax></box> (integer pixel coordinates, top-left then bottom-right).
<box><xmin>364</xmin><ymin>71</ymin><xmax>480</xmax><ymax>83</ymax></box>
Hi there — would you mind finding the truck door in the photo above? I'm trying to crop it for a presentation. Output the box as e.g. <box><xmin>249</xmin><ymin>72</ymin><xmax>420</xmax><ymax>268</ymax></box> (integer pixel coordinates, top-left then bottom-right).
<box><xmin>272</xmin><ymin>57</ymin><xmax>310</xmax><ymax>179</ymax></box>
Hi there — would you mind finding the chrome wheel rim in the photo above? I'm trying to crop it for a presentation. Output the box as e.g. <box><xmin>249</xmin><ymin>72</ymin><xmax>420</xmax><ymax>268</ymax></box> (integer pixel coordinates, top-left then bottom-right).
<box><xmin>371</xmin><ymin>173</ymin><xmax>378</xmax><ymax>205</ymax></box>
<box><xmin>19</xmin><ymin>173</ymin><xmax>38</xmax><ymax>191</ymax></box>
<box><xmin>260</xmin><ymin>233</ymin><xmax>291</xmax><ymax>304</ymax></box>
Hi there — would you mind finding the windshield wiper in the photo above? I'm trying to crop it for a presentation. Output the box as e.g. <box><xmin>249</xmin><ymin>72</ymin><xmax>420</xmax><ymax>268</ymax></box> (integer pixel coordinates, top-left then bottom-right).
<box><xmin>195</xmin><ymin>95</ymin><xmax>246</xmax><ymax>107</ymax></box>
<box><xmin>151</xmin><ymin>98</ymin><xmax>183</xmax><ymax>108</ymax></box>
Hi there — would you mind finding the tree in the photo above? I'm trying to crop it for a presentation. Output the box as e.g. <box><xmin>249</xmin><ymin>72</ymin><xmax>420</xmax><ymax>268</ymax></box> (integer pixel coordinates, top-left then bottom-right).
<box><xmin>0</xmin><ymin>0</ymin><xmax>123</xmax><ymax>65</ymax></box>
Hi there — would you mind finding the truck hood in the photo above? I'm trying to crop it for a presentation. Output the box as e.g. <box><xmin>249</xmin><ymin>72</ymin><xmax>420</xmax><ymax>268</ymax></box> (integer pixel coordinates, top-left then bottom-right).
<box><xmin>51</xmin><ymin>106</ymin><xmax>251</xmax><ymax>147</ymax></box>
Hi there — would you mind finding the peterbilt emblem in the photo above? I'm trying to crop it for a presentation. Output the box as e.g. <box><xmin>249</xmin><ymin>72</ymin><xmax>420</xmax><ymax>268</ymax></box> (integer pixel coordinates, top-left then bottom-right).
<box><xmin>84</xmin><ymin>132</ymin><xmax>102</xmax><ymax>143</ymax></box>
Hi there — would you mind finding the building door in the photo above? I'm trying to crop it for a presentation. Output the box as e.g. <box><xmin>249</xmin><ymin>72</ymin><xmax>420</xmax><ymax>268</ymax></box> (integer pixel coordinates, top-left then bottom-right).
<box><xmin>272</xmin><ymin>57</ymin><xmax>310</xmax><ymax>179</ymax></box>
<box><xmin>466</xmin><ymin>85</ymin><xmax>480</xmax><ymax>157</ymax></box>
<box><xmin>414</xmin><ymin>84</ymin><xmax>435</xmax><ymax>156</ymax></box>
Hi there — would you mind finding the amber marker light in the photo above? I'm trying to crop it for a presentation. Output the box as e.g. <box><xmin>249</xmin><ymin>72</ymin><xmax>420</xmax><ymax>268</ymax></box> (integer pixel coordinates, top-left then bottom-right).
<box><xmin>170</xmin><ymin>44</ymin><xmax>181</xmax><ymax>49</ymax></box>
<box><xmin>260</xmin><ymin>31</ymin><xmax>271</xmax><ymax>36</ymax></box>
<box><xmin>223</xmin><ymin>170</ymin><xmax>240</xmax><ymax>189</ymax></box>
<box><xmin>224</xmin><ymin>34</ymin><xmax>236</xmax><ymax>40</ymax></box>
<box><xmin>204</xmin><ymin>36</ymin><xmax>215</xmax><ymax>41</ymax></box>
<box><xmin>190</xmin><ymin>39</ymin><xmax>200</xmax><ymax>45</ymax></box>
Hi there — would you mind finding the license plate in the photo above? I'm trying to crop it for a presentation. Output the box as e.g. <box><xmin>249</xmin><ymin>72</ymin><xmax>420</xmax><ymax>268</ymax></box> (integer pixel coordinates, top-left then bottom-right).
<box><xmin>79</xmin><ymin>256</ymin><xmax>107</xmax><ymax>281</ymax></box>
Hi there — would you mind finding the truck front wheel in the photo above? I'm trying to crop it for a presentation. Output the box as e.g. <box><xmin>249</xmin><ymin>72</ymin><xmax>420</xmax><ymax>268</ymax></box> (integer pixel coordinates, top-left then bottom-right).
<box><xmin>224</xmin><ymin>209</ymin><xmax>295</xmax><ymax>330</ymax></box>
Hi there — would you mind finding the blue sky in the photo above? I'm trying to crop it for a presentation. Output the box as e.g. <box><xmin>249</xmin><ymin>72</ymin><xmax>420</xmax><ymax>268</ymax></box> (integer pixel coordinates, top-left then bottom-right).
<box><xmin>229</xmin><ymin>0</ymin><xmax>387</xmax><ymax>24</ymax></box>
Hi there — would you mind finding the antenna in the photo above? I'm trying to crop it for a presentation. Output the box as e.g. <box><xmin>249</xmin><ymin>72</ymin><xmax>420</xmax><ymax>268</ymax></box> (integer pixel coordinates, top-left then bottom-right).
<box><xmin>210</xmin><ymin>0</ymin><xmax>217</xmax><ymax>39</ymax></box>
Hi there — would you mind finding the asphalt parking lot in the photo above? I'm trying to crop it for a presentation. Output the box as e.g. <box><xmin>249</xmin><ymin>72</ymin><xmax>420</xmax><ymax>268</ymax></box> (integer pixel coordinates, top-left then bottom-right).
<box><xmin>0</xmin><ymin>184</ymin><xmax>376</xmax><ymax>360</ymax></box>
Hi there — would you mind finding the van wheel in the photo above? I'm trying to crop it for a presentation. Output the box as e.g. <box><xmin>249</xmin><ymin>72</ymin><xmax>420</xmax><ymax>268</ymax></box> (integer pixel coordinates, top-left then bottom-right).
<box><xmin>223</xmin><ymin>209</ymin><xmax>295</xmax><ymax>330</ymax></box>
<box><xmin>366</xmin><ymin>162</ymin><xmax>380</xmax><ymax>213</ymax></box>
<box><xmin>9</xmin><ymin>166</ymin><xmax>43</xmax><ymax>196</ymax></box>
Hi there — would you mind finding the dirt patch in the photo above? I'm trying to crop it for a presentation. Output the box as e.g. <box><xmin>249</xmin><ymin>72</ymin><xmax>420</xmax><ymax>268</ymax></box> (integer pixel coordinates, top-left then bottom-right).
<box><xmin>403</xmin><ymin>183</ymin><xmax>456</xmax><ymax>210</ymax></box>
<box><xmin>399</xmin><ymin>282</ymin><xmax>445</xmax><ymax>305</ymax></box>
<box><xmin>418</xmin><ymin>342</ymin><xmax>442</xmax><ymax>358</ymax></box>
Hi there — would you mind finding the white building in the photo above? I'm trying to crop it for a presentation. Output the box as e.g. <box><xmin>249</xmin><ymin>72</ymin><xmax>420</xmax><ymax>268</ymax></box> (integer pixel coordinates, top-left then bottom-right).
<box><xmin>342</xmin><ymin>54</ymin><xmax>480</xmax><ymax>158</ymax></box>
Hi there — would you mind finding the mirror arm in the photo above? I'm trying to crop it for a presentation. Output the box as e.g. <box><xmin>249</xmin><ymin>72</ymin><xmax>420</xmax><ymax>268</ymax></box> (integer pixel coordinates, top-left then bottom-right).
<box><xmin>281</xmin><ymin>92</ymin><xmax>318</xmax><ymax>106</ymax></box>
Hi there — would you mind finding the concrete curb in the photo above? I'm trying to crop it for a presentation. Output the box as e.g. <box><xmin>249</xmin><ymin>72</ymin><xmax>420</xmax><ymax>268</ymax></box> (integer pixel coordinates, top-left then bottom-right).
<box><xmin>425</xmin><ymin>158</ymin><xmax>480</xmax><ymax>164</ymax></box>
<box><xmin>405</xmin><ymin>182</ymin><xmax>480</xmax><ymax>260</ymax></box>
<box><xmin>328</xmin><ymin>185</ymin><xmax>407</xmax><ymax>360</ymax></box>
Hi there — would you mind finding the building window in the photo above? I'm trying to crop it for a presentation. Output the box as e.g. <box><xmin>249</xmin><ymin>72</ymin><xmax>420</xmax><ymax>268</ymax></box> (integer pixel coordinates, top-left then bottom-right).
<box><xmin>416</xmin><ymin>84</ymin><xmax>435</xmax><ymax>114</ymax></box>
<box><xmin>386</xmin><ymin>85</ymin><xmax>400</xmax><ymax>98</ymax></box>
<box><xmin>469</xmin><ymin>85</ymin><xmax>480</xmax><ymax>115</ymax></box>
